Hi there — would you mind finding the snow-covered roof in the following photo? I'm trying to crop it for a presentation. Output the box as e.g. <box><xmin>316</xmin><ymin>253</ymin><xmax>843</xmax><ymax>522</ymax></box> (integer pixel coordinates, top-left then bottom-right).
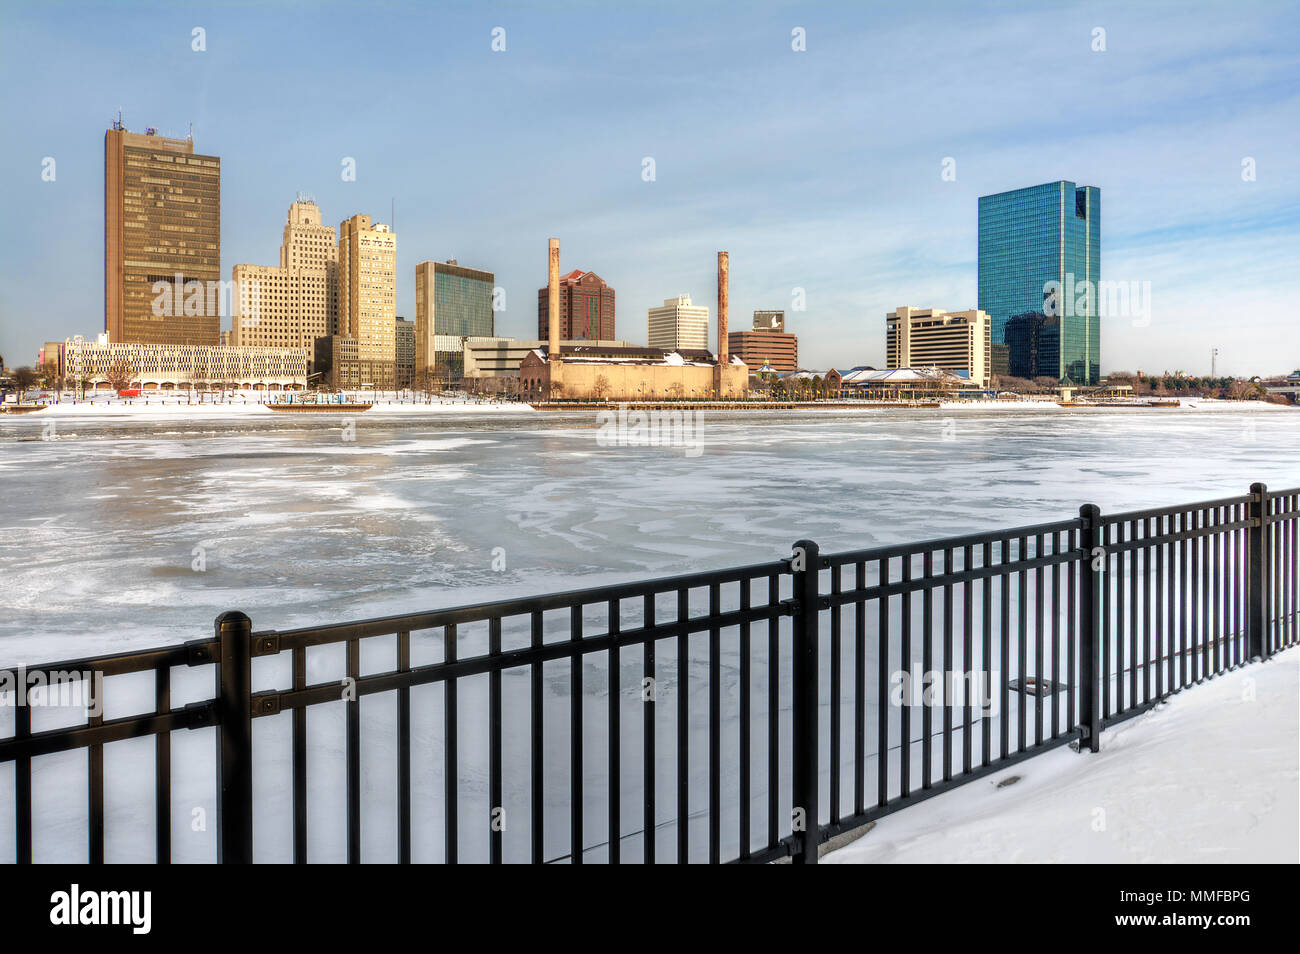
<box><xmin>840</xmin><ymin>366</ymin><xmax>979</xmax><ymax>386</ymax></box>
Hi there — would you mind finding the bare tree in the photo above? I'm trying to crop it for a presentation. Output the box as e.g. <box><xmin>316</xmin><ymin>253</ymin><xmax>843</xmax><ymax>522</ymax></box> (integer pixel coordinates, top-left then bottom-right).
<box><xmin>106</xmin><ymin>359</ymin><xmax>135</xmax><ymax>392</ymax></box>
<box><xmin>592</xmin><ymin>375</ymin><xmax>612</xmax><ymax>402</ymax></box>
<box><xmin>13</xmin><ymin>366</ymin><xmax>39</xmax><ymax>400</ymax></box>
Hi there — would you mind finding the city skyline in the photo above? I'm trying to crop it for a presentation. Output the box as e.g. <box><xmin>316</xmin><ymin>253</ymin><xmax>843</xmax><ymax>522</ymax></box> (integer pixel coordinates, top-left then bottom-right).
<box><xmin>1</xmin><ymin>0</ymin><xmax>1297</xmax><ymax>375</ymax></box>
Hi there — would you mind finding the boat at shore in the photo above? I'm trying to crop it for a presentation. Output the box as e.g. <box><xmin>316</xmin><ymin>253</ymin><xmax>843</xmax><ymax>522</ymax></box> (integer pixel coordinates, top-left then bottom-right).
<box><xmin>267</xmin><ymin>402</ymin><xmax>373</xmax><ymax>413</ymax></box>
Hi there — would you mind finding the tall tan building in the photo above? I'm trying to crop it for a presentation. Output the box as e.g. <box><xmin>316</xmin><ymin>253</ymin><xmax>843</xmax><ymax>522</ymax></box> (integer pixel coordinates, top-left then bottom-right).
<box><xmin>886</xmin><ymin>306</ymin><xmax>992</xmax><ymax>388</ymax></box>
<box><xmin>647</xmin><ymin>296</ymin><xmax>709</xmax><ymax>351</ymax></box>
<box><xmin>338</xmin><ymin>214</ymin><xmax>397</xmax><ymax>388</ymax></box>
<box><xmin>104</xmin><ymin>121</ymin><xmax>221</xmax><ymax>345</ymax></box>
<box><xmin>231</xmin><ymin>199</ymin><xmax>339</xmax><ymax>352</ymax></box>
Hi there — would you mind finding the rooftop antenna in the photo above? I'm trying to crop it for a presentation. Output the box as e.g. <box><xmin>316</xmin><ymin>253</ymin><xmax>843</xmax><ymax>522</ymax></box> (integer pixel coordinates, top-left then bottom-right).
<box><xmin>113</xmin><ymin>108</ymin><xmax>124</xmax><ymax>131</ymax></box>
<box><xmin>187</xmin><ymin>122</ymin><xmax>193</xmax><ymax>142</ymax></box>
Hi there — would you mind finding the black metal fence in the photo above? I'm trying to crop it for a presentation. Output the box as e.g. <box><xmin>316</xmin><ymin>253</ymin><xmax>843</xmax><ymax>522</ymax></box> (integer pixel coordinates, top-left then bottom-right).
<box><xmin>2</xmin><ymin>483</ymin><xmax>1296</xmax><ymax>863</ymax></box>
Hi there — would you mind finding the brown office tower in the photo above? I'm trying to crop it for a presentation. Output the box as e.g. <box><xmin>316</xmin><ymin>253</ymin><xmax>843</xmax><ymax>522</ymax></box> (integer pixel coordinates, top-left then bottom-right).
<box><xmin>105</xmin><ymin>121</ymin><xmax>221</xmax><ymax>344</ymax></box>
<box><xmin>727</xmin><ymin>330</ymin><xmax>799</xmax><ymax>371</ymax></box>
<box><xmin>537</xmin><ymin>269</ymin><xmax>615</xmax><ymax>340</ymax></box>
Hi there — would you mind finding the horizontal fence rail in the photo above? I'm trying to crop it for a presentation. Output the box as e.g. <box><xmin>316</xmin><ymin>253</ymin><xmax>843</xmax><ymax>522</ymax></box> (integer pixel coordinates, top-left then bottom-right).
<box><xmin>1</xmin><ymin>483</ymin><xmax>1296</xmax><ymax>863</ymax></box>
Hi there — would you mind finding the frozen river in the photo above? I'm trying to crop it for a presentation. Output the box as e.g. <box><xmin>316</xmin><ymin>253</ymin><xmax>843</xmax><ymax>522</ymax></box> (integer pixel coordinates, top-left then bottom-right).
<box><xmin>1</xmin><ymin>404</ymin><xmax>1297</xmax><ymax>862</ymax></box>
<box><xmin>1</xmin><ymin>405</ymin><xmax>1297</xmax><ymax>662</ymax></box>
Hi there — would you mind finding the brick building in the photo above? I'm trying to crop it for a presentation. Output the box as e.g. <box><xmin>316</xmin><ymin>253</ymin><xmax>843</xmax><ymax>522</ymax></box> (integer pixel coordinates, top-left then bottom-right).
<box><xmin>537</xmin><ymin>270</ymin><xmax>615</xmax><ymax>340</ymax></box>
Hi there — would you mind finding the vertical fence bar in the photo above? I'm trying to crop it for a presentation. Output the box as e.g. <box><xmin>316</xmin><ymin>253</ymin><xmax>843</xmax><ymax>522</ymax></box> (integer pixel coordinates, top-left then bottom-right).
<box><xmin>942</xmin><ymin>547</ymin><xmax>954</xmax><ymax>782</ymax></box>
<box><xmin>608</xmin><ymin>600</ymin><xmax>621</xmax><ymax>865</ymax></box>
<box><xmin>853</xmin><ymin>561</ymin><xmax>866</xmax><ymax>817</ymax></box>
<box><xmin>1129</xmin><ymin>521</ymin><xmax>1139</xmax><ymax>707</ymax></box>
<box><xmin>1017</xmin><ymin>536</ymin><xmax>1028</xmax><ymax>753</ymax></box>
<box><xmin>642</xmin><ymin>596</ymin><xmax>655</xmax><ymax>864</ymax></box>
<box><xmin>708</xmin><ymin>584</ymin><xmax>721</xmax><ymax>864</ymax></box>
<box><xmin>155</xmin><ymin>665</ymin><xmax>171</xmax><ymax>863</ymax></box>
<box><xmin>531</xmin><ymin>610</ymin><xmax>544</xmax><ymax>864</ymax></box>
<box><xmin>215</xmin><ymin>610</ymin><xmax>253</xmax><ymax>863</ymax></box>
<box><xmin>489</xmin><ymin>617</ymin><xmax>502</xmax><ymax>865</ymax></box>
<box><xmin>791</xmin><ymin>540</ymin><xmax>820</xmax><ymax>865</ymax></box>
<box><xmin>346</xmin><ymin>636</ymin><xmax>360</xmax><ymax>864</ymax></box>
<box><xmin>1078</xmin><ymin>507</ymin><xmax>1101</xmax><ymax>753</ymax></box>
<box><xmin>1248</xmin><ymin>484</ymin><xmax>1269</xmax><ymax>660</ymax></box>
<box><xmin>829</xmin><ymin>569</ymin><xmax>842</xmax><ymax>821</ymax></box>
<box><xmin>88</xmin><ymin>698</ymin><xmax>104</xmax><ymax>864</ymax></box>
<box><xmin>292</xmin><ymin>645</ymin><xmax>307</xmax><ymax>863</ymax></box>
<box><xmin>877</xmin><ymin>558</ymin><xmax>891</xmax><ymax>807</ymax></box>
<box><xmin>1067</xmin><ymin>529</ymin><xmax>1077</xmax><ymax>733</ymax></box>
<box><xmin>1034</xmin><ymin>535</ymin><xmax>1044</xmax><ymax>746</ymax></box>
<box><xmin>675</xmin><ymin>589</ymin><xmax>688</xmax><ymax>864</ymax></box>
<box><xmin>739</xmin><ymin>581</ymin><xmax>752</xmax><ymax>859</ymax></box>
<box><xmin>1050</xmin><ymin>533</ymin><xmax>1061</xmax><ymax>740</ymax></box>
<box><xmin>1213</xmin><ymin>508</ymin><xmax>1223</xmax><ymax>675</ymax></box>
<box><xmin>1156</xmin><ymin>518</ymin><xmax>1165</xmax><ymax>699</ymax></box>
<box><xmin>444</xmin><ymin>623</ymin><xmax>458</xmax><ymax>865</ymax></box>
<box><xmin>963</xmin><ymin>546</ymin><xmax>974</xmax><ymax>770</ymax></box>
<box><xmin>1179</xmin><ymin>512</ymin><xmax>1189</xmax><ymax>689</ymax></box>
<box><xmin>982</xmin><ymin>542</ymin><xmax>993</xmax><ymax>765</ymax></box>
<box><xmin>1102</xmin><ymin>524</ymin><xmax>1112</xmax><ymax>719</ymax></box>
<box><xmin>571</xmin><ymin>605</ymin><xmax>584</xmax><ymax>865</ymax></box>
<box><xmin>921</xmin><ymin>552</ymin><xmax>933</xmax><ymax>787</ymax></box>
<box><xmin>397</xmin><ymin>631</ymin><xmax>411</xmax><ymax>864</ymax></box>
<box><xmin>14</xmin><ymin>703</ymin><xmax>31</xmax><ymax>864</ymax></box>
<box><xmin>766</xmin><ymin>573</ymin><xmax>779</xmax><ymax>852</ymax></box>
<box><xmin>903</xmin><ymin>555</ymin><xmax>914</xmax><ymax>790</ymax></box>
<box><xmin>999</xmin><ymin>541</ymin><xmax>1010</xmax><ymax>760</ymax></box>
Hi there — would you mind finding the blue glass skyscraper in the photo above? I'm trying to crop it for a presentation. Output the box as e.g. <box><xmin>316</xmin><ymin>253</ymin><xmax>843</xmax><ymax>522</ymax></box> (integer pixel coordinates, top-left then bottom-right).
<box><xmin>978</xmin><ymin>181</ymin><xmax>1100</xmax><ymax>384</ymax></box>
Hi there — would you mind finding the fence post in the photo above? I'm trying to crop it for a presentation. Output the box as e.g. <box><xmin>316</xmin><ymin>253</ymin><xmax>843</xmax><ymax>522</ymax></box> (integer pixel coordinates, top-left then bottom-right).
<box><xmin>1248</xmin><ymin>483</ymin><xmax>1270</xmax><ymax>661</ymax></box>
<box><xmin>791</xmin><ymin>539</ymin><xmax>820</xmax><ymax>864</ymax></box>
<box><xmin>1077</xmin><ymin>505</ymin><xmax>1102</xmax><ymax>754</ymax></box>
<box><xmin>215</xmin><ymin>611</ymin><xmax>254</xmax><ymax>863</ymax></box>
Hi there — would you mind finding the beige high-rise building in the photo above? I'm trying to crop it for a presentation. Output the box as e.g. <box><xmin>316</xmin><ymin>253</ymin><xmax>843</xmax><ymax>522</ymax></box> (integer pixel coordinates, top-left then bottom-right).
<box><xmin>231</xmin><ymin>199</ymin><xmax>339</xmax><ymax>352</ymax></box>
<box><xmin>647</xmin><ymin>295</ymin><xmax>709</xmax><ymax>351</ymax></box>
<box><xmin>338</xmin><ymin>214</ymin><xmax>397</xmax><ymax>388</ymax></box>
<box><xmin>104</xmin><ymin>121</ymin><xmax>221</xmax><ymax>345</ymax></box>
<box><xmin>886</xmin><ymin>306</ymin><xmax>992</xmax><ymax>388</ymax></box>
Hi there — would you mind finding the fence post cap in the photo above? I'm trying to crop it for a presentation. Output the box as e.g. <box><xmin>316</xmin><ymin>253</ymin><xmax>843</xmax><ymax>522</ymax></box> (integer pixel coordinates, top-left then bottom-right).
<box><xmin>1250</xmin><ymin>482</ymin><xmax>1267</xmax><ymax>494</ymax></box>
<box><xmin>215</xmin><ymin>611</ymin><xmax>252</xmax><ymax>635</ymax></box>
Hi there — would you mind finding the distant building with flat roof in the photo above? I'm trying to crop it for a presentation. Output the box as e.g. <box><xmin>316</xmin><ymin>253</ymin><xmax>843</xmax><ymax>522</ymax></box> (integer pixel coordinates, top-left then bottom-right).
<box><xmin>978</xmin><ymin>180</ymin><xmax>1100</xmax><ymax>384</ymax></box>
<box><xmin>416</xmin><ymin>259</ymin><xmax>495</xmax><ymax>376</ymax></box>
<box><xmin>728</xmin><ymin>329</ymin><xmax>798</xmax><ymax>372</ymax></box>
<box><xmin>314</xmin><ymin>336</ymin><xmax>361</xmax><ymax>390</ymax></box>
<box><xmin>886</xmin><ymin>306</ymin><xmax>991</xmax><ymax>388</ymax></box>
<box><xmin>648</xmin><ymin>296</ymin><xmax>709</xmax><ymax>352</ymax></box>
<box><xmin>105</xmin><ymin>123</ymin><xmax>221</xmax><ymax>346</ymax></box>
<box><xmin>48</xmin><ymin>337</ymin><xmax>306</xmax><ymax>391</ymax></box>
<box><xmin>395</xmin><ymin>317</ymin><xmax>415</xmax><ymax>388</ymax></box>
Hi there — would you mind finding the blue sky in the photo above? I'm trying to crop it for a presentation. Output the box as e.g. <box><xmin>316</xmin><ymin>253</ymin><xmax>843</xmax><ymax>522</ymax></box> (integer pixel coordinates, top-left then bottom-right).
<box><xmin>1</xmin><ymin>0</ymin><xmax>1297</xmax><ymax>375</ymax></box>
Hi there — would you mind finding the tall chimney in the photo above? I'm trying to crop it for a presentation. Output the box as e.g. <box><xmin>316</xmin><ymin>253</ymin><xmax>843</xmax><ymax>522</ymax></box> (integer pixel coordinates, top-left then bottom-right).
<box><xmin>548</xmin><ymin>238</ymin><xmax>561</xmax><ymax>360</ymax></box>
<box><xmin>717</xmin><ymin>251</ymin><xmax>729</xmax><ymax>363</ymax></box>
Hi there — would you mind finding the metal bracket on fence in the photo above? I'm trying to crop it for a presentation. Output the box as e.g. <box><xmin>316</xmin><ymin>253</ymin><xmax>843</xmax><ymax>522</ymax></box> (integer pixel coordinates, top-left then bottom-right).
<box><xmin>251</xmin><ymin>692</ymin><xmax>281</xmax><ymax>717</ymax></box>
<box><xmin>182</xmin><ymin>700</ymin><xmax>216</xmax><ymax>729</ymax></box>
<box><xmin>184</xmin><ymin>637</ymin><xmax>218</xmax><ymax>667</ymax></box>
<box><xmin>251</xmin><ymin>633</ymin><xmax>280</xmax><ymax>657</ymax></box>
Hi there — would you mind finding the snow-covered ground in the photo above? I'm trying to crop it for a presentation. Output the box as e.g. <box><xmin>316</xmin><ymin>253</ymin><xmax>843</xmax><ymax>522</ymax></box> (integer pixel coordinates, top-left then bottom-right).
<box><xmin>826</xmin><ymin>646</ymin><xmax>1300</xmax><ymax>864</ymax></box>
<box><xmin>15</xmin><ymin>392</ymin><xmax>534</xmax><ymax>418</ymax></box>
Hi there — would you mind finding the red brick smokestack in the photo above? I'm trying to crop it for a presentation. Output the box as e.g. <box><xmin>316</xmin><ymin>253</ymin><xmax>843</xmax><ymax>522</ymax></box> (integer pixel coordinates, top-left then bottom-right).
<box><xmin>548</xmin><ymin>238</ymin><xmax>561</xmax><ymax>359</ymax></box>
<box><xmin>717</xmin><ymin>251</ymin><xmax>729</xmax><ymax>364</ymax></box>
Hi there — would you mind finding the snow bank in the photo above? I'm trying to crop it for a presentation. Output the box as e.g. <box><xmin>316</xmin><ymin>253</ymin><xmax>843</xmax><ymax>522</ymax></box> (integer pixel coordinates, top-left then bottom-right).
<box><xmin>26</xmin><ymin>399</ymin><xmax>536</xmax><ymax>419</ymax></box>
<box><xmin>826</xmin><ymin>647</ymin><xmax>1299</xmax><ymax>864</ymax></box>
